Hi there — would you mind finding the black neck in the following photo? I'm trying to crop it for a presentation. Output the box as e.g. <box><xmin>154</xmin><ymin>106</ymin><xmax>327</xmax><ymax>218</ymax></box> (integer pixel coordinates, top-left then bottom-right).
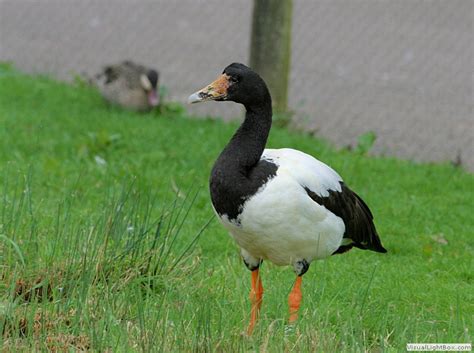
<box><xmin>217</xmin><ymin>100</ymin><xmax>272</xmax><ymax>173</ymax></box>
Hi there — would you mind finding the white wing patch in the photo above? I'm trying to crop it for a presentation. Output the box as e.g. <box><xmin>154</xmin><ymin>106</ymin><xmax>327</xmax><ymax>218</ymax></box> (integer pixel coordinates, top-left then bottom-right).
<box><xmin>262</xmin><ymin>148</ymin><xmax>343</xmax><ymax>196</ymax></box>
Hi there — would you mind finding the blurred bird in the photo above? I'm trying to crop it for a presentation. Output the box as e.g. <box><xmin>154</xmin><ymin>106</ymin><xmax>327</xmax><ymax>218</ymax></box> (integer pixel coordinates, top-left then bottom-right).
<box><xmin>93</xmin><ymin>61</ymin><xmax>159</xmax><ymax>112</ymax></box>
<box><xmin>189</xmin><ymin>63</ymin><xmax>387</xmax><ymax>335</ymax></box>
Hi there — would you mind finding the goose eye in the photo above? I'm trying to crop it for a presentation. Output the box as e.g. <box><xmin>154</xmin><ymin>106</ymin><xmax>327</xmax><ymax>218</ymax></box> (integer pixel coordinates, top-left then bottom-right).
<box><xmin>229</xmin><ymin>76</ymin><xmax>239</xmax><ymax>84</ymax></box>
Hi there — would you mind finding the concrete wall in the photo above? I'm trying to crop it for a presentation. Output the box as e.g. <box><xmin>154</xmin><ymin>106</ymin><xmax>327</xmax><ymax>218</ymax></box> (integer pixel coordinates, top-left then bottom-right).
<box><xmin>1</xmin><ymin>0</ymin><xmax>472</xmax><ymax>169</ymax></box>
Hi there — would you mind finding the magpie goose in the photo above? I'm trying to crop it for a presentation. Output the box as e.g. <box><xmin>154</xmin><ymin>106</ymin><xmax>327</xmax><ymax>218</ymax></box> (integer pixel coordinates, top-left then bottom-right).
<box><xmin>188</xmin><ymin>63</ymin><xmax>387</xmax><ymax>334</ymax></box>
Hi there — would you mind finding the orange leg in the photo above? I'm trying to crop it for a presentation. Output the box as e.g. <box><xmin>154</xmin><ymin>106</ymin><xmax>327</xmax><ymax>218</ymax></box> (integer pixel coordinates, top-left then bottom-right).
<box><xmin>288</xmin><ymin>276</ymin><xmax>303</xmax><ymax>323</ymax></box>
<box><xmin>247</xmin><ymin>269</ymin><xmax>263</xmax><ymax>335</ymax></box>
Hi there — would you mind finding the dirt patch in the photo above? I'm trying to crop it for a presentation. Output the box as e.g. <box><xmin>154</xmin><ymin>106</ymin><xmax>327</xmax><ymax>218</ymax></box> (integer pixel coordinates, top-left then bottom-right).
<box><xmin>2</xmin><ymin>309</ymin><xmax>90</xmax><ymax>352</ymax></box>
<box><xmin>14</xmin><ymin>277</ymin><xmax>54</xmax><ymax>303</ymax></box>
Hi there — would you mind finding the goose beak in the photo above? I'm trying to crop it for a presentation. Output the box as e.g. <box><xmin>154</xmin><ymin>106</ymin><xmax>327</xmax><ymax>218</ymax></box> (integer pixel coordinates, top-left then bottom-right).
<box><xmin>148</xmin><ymin>89</ymin><xmax>159</xmax><ymax>107</ymax></box>
<box><xmin>188</xmin><ymin>74</ymin><xmax>230</xmax><ymax>104</ymax></box>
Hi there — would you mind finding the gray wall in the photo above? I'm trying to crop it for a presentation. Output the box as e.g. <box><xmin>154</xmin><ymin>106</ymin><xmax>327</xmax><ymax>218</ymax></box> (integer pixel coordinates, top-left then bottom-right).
<box><xmin>1</xmin><ymin>0</ymin><xmax>472</xmax><ymax>170</ymax></box>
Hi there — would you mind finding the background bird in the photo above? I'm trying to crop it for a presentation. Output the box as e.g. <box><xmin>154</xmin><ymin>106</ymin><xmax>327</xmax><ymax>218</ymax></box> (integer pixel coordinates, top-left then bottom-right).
<box><xmin>189</xmin><ymin>63</ymin><xmax>387</xmax><ymax>335</ymax></box>
<box><xmin>92</xmin><ymin>60</ymin><xmax>159</xmax><ymax>112</ymax></box>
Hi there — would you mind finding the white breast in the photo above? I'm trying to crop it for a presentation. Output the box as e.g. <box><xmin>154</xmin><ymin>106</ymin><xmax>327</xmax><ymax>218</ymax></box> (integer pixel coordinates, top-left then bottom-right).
<box><xmin>217</xmin><ymin>148</ymin><xmax>346</xmax><ymax>266</ymax></box>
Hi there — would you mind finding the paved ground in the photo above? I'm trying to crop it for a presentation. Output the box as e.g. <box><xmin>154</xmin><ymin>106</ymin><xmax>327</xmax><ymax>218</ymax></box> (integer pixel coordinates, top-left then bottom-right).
<box><xmin>1</xmin><ymin>0</ymin><xmax>472</xmax><ymax>170</ymax></box>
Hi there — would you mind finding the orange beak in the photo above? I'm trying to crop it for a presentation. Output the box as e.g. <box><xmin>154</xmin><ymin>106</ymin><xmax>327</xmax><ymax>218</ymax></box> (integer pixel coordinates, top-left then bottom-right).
<box><xmin>188</xmin><ymin>74</ymin><xmax>230</xmax><ymax>103</ymax></box>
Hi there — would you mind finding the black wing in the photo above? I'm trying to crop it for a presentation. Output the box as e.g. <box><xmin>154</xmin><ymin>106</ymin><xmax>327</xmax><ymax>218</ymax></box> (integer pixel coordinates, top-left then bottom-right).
<box><xmin>304</xmin><ymin>182</ymin><xmax>387</xmax><ymax>254</ymax></box>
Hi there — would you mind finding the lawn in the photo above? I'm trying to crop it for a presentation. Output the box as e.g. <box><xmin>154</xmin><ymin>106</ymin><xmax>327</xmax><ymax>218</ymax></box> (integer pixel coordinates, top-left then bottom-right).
<box><xmin>0</xmin><ymin>64</ymin><xmax>472</xmax><ymax>352</ymax></box>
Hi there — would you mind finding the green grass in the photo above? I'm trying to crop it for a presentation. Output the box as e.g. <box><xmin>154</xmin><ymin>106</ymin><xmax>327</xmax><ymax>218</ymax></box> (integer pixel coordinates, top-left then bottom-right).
<box><xmin>0</xmin><ymin>63</ymin><xmax>473</xmax><ymax>352</ymax></box>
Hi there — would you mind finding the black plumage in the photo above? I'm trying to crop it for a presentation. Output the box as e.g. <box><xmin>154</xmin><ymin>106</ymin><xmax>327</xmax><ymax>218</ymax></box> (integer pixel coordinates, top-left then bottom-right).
<box><xmin>208</xmin><ymin>63</ymin><xmax>276</xmax><ymax>223</ymax></box>
<box><xmin>304</xmin><ymin>183</ymin><xmax>387</xmax><ymax>254</ymax></box>
<box><xmin>211</xmin><ymin>154</ymin><xmax>278</xmax><ymax>223</ymax></box>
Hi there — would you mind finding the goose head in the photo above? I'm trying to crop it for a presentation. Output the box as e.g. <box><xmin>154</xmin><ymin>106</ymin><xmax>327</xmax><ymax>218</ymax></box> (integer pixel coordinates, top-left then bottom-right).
<box><xmin>140</xmin><ymin>69</ymin><xmax>159</xmax><ymax>107</ymax></box>
<box><xmin>188</xmin><ymin>63</ymin><xmax>271</xmax><ymax>109</ymax></box>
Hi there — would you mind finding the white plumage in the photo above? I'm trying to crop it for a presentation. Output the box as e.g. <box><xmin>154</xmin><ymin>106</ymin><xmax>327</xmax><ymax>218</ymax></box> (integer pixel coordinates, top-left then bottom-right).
<box><xmin>217</xmin><ymin>148</ymin><xmax>346</xmax><ymax>269</ymax></box>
